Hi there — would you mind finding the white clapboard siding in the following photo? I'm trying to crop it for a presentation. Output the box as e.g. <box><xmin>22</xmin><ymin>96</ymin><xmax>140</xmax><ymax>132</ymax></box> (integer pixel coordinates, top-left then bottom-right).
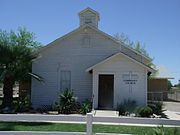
<box><xmin>31</xmin><ymin>25</ymin><xmax>150</xmax><ymax>108</ymax></box>
<box><xmin>31</xmin><ymin>27</ymin><xmax>121</xmax><ymax>108</ymax></box>
<box><xmin>92</xmin><ymin>53</ymin><xmax>147</xmax><ymax>108</ymax></box>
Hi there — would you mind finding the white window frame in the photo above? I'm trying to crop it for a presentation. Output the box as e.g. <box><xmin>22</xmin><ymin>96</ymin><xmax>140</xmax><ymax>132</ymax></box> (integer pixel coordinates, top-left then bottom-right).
<box><xmin>60</xmin><ymin>70</ymin><xmax>71</xmax><ymax>91</ymax></box>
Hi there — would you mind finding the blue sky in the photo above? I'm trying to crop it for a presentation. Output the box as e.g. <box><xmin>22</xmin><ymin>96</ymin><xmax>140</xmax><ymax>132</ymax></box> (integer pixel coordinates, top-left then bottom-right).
<box><xmin>0</xmin><ymin>0</ymin><xmax>180</xmax><ymax>84</ymax></box>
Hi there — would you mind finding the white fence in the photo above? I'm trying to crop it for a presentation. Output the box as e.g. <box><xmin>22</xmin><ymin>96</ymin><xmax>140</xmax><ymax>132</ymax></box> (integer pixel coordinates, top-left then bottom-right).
<box><xmin>0</xmin><ymin>113</ymin><xmax>180</xmax><ymax>135</ymax></box>
<box><xmin>148</xmin><ymin>90</ymin><xmax>180</xmax><ymax>102</ymax></box>
<box><xmin>148</xmin><ymin>92</ymin><xmax>164</xmax><ymax>101</ymax></box>
<box><xmin>168</xmin><ymin>90</ymin><xmax>180</xmax><ymax>101</ymax></box>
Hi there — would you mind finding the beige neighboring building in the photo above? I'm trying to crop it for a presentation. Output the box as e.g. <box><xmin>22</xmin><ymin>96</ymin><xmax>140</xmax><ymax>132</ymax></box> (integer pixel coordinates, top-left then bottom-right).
<box><xmin>31</xmin><ymin>8</ymin><xmax>155</xmax><ymax>109</ymax></box>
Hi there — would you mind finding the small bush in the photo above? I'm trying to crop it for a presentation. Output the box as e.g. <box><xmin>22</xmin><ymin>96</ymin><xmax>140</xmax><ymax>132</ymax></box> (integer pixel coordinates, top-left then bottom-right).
<box><xmin>58</xmin><ymin>89</ymin><xmax>77</xmax><ymax>114</ymax></box>
<box><xmin>148</xmin><ymin>104</ymin><xmax>156</xmax><ymax>113</ymax></box>
<box><xmin>14</xmin><ymin>95</ymin><xmax>31</xmax><ymax>112</ymax></box>
<box><xmin>118</xmin><ymin>104</ymin><xmax>126</xmax><ymax>115</ymax></box>
<box><xmin>117</xmin><ymin>99</ymin><xmax>136</xmax><ymax>116</ymax></box>
<box><xmin>148</xmin><ymin>101</ymin><xmax>164</xmax><ymax>115</ymax></box>
<box><xmin>79</xmin><ymin>100</ymin><xmax>91</xmax><ymax>115</ymax></box>
<box><xmin>136</xmin><ymin>106</ymin><xmax>153</xmax><ymax>117</ymax></box>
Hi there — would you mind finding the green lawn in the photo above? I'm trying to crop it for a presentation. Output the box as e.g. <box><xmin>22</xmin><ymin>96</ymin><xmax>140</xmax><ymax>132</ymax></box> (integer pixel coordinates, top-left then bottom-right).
<box><xmin>0</xmin><ymin>122</ymin><xmax>85</xmax><ymax>132</ymax></box>
<box><xmin>0</xmin><ymin>122</ymin><xmax>179</xmax><ymax>135</ymax></box>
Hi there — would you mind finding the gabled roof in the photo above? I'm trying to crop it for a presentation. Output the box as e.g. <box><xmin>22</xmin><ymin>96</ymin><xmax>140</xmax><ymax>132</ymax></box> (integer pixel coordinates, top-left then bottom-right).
<box><xmin>39</xmin><ymin>24</ymin><xmax>151</xmax><ymax>61</ymax></box>
<box><xmin>86</xmin><ymin>52</ymin><xmax>156</xmax><ymax>73</ymax></box>
<box><xmin>78</xmin><ymin>7</ymin><xmax>100</xmax><ymax>20</ymax></box>
<box><xmin>38</xmin><ymin>25</ymin><xmax>87</xmax><ymax>53</ymax></box>
<box><xmin>87</xmin><ymin>25</ymin><xmax>152</xmax><ymax>61</ymax></box>
<box><xmin>38</xmin><ymin>24</ymin><xmax>119</xmax><ymax>53</ymax></box>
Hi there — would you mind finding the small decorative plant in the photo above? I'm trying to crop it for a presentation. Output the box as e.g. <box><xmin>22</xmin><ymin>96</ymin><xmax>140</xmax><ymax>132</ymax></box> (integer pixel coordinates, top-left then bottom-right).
<box><xmin>14</xmin><ymin>95</ymin><xmax>31</xmax><ymax>112</ymax></box>
<box><xmin>148</xmin><ymin>101</ymin><xmax>164</xmax><ymax>115</ymax></box>
<box><xmin>79</xmin><ymin>99</ymin><xmax>91</xmax><ymax>115</ymax></box>
<box><xmin>117</xmin><ymin>99</ymin><xmax>136</xmax><ymax>116</ymax></box>
<box><xmin>57</xmin><ymin>89</ymin><xmax>77</xmax><ymax>114</ymax></box>
<box><xmin>136</xmin><ymin>106</ymin><xmax>153</xmax><ymax>117</ymax></box>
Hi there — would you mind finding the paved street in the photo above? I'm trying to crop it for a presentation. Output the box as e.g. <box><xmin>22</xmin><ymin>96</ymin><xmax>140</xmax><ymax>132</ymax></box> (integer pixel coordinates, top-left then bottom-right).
<box><xmin>164</xmin><ymin>101</ymin><xmax>180</xmax><ymax>112</ymax></box>
<box><xmin>163</xmin><ymin>101</ymin><xmax>180</xmax><ymax>120</ymax></box>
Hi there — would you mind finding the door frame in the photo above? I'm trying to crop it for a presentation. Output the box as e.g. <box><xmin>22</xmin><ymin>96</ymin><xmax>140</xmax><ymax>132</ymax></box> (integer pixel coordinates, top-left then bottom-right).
<box><xmin>97</xmin><ymin>72</ymin><xmax>115</xmax><ymax>109</ymax></box>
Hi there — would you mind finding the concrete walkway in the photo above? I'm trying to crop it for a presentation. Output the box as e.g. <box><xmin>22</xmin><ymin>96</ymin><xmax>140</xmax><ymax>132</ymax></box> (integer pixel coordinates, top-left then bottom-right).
<box><xmin>93</xmin><ymin>109</ymin><xmax>180</xmax><ymax>121</ymax></box>
<box><xmin>93</xmin><ymin>102</ymin><xmax>180</xmax><ymax>121</ymax></box>
<box><xmin>93</xmin><ymin>110</ymin><xmax>118</xmax><ymax>117</ymax></box>
<box><xmin>162</xmin><ymin>101</ymin><xmax>180</xmax><ymax>120</ymax></box>
<box><xmin>164</xmin><ymin>110</ymin><xmax>180</xmax><ymax>120</ymax></box>
<box><xmin>163</xmin><ymin>102</ymin><xmax>180</xmax><ymax>112</ymax></box>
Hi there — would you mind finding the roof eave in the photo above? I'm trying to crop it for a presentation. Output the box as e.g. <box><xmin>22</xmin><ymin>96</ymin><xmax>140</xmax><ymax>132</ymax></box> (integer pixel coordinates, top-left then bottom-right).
<box><xmin>86</xmin><ymin>25</ymin><xmax>152</xmax><ymax>61</ymax></box>
<box><xmin>78</xmin><ymin>7</ymin><xmax>100</xmax><ymax>17</ymax></box>
<box><xmin>86</xmin><ymin>52</ymin><xmax>156</xmax><ymax>73</ymax></box>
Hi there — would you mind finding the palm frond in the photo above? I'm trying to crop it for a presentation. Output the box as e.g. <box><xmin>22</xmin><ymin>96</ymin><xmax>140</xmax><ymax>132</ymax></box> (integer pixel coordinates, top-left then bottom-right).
<box><xmin>28</xmin><ymin>72</ymin><xmax>44</xmax><ymax>82</ymax></box>
<box><xmin>0</xmin><ymin>69</ymin><xmax>8</xmax><ymax>81</ymax></box>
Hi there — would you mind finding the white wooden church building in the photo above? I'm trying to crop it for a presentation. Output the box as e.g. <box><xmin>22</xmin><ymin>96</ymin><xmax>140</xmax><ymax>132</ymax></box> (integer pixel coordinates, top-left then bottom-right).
<box><xmin>31</xmin><ymin>8</ymin><xmax>155</xmax><ymax>109</ymax></box>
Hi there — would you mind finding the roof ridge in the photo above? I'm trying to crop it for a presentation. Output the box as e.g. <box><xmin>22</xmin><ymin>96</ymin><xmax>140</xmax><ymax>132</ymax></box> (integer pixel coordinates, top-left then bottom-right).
<box><xmin>39</xmin><ymin>24</ymin><xmax>152</xmax><ymax>61</ymax></box>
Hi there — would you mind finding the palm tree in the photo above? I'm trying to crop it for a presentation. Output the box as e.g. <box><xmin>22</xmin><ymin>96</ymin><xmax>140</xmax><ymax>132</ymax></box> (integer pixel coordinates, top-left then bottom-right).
<box><xmin>0</xmin><ymin>28</ymin><xmax>42</xmax><ymax>110</ymax></box>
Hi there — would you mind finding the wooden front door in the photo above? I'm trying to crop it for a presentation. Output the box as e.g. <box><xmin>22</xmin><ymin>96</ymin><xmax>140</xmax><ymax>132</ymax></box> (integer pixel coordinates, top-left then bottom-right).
<box><xmin>98</xmin><ymin>75</ymin><xmax>114</xmax><ymax>109</ymax></box>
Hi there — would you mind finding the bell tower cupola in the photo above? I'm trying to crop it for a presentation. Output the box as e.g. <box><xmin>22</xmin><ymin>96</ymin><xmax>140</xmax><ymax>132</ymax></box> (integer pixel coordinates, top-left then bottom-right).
<box><xmin>79</xmin><ymin>7</ymin><xmax>100</xmax><ymax>28</ymax></box>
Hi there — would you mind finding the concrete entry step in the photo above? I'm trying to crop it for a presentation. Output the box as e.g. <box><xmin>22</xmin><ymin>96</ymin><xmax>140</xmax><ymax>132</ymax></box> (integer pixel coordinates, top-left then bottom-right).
<box><xmin>93</xmin><ymin>110</ymin><xmax>119</xmax><ymax>117</ymax></box>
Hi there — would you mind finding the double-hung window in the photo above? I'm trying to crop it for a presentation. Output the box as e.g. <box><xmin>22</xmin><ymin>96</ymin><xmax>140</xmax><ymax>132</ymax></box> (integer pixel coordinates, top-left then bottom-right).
<box><xmin>61</xmin><ymin>71</ymin><xmax>71</xmax><ymax>90</ymax></box>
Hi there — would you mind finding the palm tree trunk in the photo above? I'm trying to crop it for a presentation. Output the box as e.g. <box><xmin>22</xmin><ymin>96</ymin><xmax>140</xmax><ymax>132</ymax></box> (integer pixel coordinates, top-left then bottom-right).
<box><xmin>2</xmin><ymin>74</ymin><xmax>15</xmax><ymax>108</ymax></box>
